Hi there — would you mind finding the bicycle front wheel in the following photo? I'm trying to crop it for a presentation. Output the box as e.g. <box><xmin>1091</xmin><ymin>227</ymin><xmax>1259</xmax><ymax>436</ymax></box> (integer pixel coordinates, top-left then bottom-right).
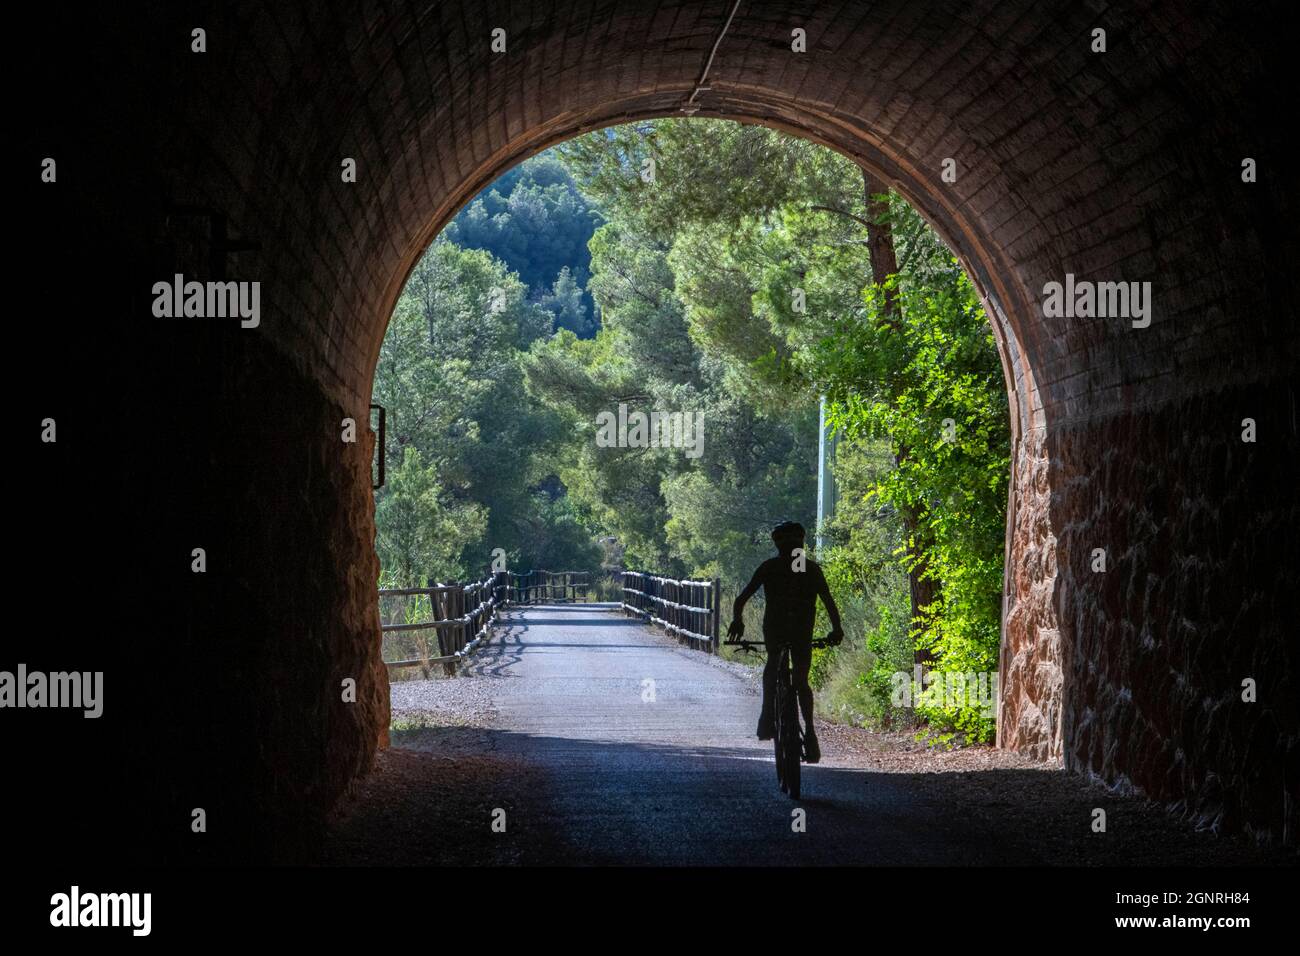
<box><xmin>773</xmin><ymin>679</ymin><xmax>788</xmax><ymax>792</ymax></box>
<box><xmin>781</xmin><ymin>678</ymin><xmax>801</xmax><ymax>800</ymax></box>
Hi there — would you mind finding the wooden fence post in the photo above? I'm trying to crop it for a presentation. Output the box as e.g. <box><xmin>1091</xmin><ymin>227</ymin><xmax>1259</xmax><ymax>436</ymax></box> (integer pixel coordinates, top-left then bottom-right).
<box><xmin>711</xmin><ymin>577</ymin><xmax>721</xmax><ymax>653</ymax></box>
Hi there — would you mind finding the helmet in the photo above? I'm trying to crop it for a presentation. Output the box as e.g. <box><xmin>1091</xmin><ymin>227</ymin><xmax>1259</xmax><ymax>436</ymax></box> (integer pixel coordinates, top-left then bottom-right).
<box><xmin>770</xmin><ymin>521</ymin><xmax>806</xmax><ymax>549</ymax></box>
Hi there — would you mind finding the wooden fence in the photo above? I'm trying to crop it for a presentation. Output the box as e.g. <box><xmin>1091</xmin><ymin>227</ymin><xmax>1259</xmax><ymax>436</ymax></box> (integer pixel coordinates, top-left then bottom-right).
<box><xmin>380</xmin><ymin>568</ymin><xmax>719</xmax><ymax>673</ymax></box>
<box><xmin>509</xmin><ymin>570</ymin><xmax>591</xmax><ymax>604</ymax></box>
<box><xmin>379</xmin><ymin>570</ymin><xmax>508</xmax><ymax>674</ymax></box>
<box><xmin>621</xmin><ymin>570</ymin><xmax>721</xmax><ymax>653</ymax></box>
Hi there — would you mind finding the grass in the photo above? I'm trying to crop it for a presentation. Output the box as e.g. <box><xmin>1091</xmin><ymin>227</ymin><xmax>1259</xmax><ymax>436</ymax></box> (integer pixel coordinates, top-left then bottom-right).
<box><xmin>390</xmin><ymin>713</ymin><xmax>440</xmax><ymax>733</ymax></box>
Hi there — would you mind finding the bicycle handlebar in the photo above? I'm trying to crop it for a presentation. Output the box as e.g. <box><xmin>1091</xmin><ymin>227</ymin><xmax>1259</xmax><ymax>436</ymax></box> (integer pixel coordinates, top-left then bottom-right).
<box><xmin>722</xmin><ymin>634</ymin><xmax>838</xmax><ymax>653</ymax></box>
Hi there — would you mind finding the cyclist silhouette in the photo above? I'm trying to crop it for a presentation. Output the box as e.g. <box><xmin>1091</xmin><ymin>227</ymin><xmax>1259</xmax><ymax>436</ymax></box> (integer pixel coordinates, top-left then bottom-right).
<box><xmin>728</xmin><ymin>521</ymin><xmax>844</xmax><ymax>763</ymax></box>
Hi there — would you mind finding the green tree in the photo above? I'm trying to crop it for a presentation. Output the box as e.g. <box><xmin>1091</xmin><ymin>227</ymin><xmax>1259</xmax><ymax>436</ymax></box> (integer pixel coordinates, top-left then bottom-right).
<box><xmin>527</xmin><ymin>132</ymin><xmax>820</xmax><ymax>582</ymax></box>
<box><xmin>445</xmin><ymin>154</ymin><xmax>602</xmax><ymax>333</ymax></box>
<box><xmin>807</xmin><ymin>212</ymin><xmax>1010</xmax><ymax>739</ymax></box>
<box><xmin>537</xmin><ymin>266</ymin><xmax>594</xmax><ymax>337</ymax></box>
<box><xmin>375</xmin><ymin>446</ymin><xmax>487</xmax><ymax>586</ymax></box>
<box><xmin>375</xmin><ymin>238</ymin><xmax>602</xmax><ymax>580</ymax></box>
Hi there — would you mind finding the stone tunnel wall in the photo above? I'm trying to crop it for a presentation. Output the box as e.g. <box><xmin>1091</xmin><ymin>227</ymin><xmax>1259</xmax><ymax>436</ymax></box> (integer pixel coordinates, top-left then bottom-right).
<box><xmin>1053</xmin><ymin>381</ymin><xmax>1298</xmax><ymax>840</ymax></box>
<box><xmin>1000</xmin><ymin>427</ymin><xmax>1063</xmax><ymax>763</ymax></box>
<box><xmin>17</xmin><ymin>0</ymin><xmax>1298</xmax><ymax>861</ymax></box>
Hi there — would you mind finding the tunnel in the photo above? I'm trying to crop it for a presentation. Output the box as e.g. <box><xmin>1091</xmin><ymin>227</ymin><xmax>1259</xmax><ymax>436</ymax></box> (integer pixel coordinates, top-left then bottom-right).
<box><xmin>17</xmin><ymin>0</ymin><xmax>1297</xmax><ymax>862</ymax></box>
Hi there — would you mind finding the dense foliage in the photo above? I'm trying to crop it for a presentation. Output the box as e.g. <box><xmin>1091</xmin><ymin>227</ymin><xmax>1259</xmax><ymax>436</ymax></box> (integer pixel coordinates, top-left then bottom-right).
<box><xmin>373</xmin><ymin>121</ymin><xmax>1010</xmax><ymax>740</ymax></box>
<box><xmin>372</xmin><ymin>237</ymin><xmax>601</xmax><ymax>586</ymax></box>
<box><xmin>444</xmin><ymin>154</ymin><xmax>601</xmax><ymax>336</ymax></box>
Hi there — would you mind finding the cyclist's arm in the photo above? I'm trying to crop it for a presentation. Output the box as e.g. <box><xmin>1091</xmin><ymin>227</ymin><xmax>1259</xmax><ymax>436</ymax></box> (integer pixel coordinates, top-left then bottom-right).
<box><xmin>815</xmin><ymin>567</ymin><xmax>844</xmax><ymax>636</ymax></box>
<box><xmin>731</xmin><ymin>566</ymin><xmax>765</xmax><ymax>623</ymax></box>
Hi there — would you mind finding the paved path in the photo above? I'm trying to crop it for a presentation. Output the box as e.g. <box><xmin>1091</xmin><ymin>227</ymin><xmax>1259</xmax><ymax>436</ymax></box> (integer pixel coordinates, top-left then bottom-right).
<box><xmin>325</xmin><ymin>605</ymin><xmax>1283</xmax><ymax>866</ymax></box>
<box><xmin>448</xmin><ymin>605</ymin><xmax>1003</xmax><ymax>865</ymax></box>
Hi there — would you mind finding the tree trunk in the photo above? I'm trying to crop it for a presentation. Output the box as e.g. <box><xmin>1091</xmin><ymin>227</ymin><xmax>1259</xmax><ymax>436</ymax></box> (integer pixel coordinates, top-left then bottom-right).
<box><xmin>860</xmin><ymin>168</ymin><xmax>938</xmax><ymax>667</ymax></box>
<box><xmin>862</xmin><ymin>171</ymin><xmax>900</xmax><ymax>317</ymax></box>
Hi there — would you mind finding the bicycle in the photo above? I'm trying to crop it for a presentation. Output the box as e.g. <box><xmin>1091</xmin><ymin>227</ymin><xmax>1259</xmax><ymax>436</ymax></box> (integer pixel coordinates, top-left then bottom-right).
<box><xmin>724</xmin><ymin>631</ymin><xmax>835</xmax><ymax>800</ymax></box>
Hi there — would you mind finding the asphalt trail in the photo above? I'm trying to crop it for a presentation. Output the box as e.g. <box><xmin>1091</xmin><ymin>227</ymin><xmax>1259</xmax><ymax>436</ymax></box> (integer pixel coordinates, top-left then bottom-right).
<box><xmin>463</xmin><ymin>605</ymin><xmax>1006</xmax><ymax>864</ymax></box>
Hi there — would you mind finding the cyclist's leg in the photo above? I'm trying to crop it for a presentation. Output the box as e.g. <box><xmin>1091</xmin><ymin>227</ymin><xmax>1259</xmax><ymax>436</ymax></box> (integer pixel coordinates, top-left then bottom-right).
<box><xmin>757</xmin><ymin>634</ymin><xmax>779</xmax><ymax>738</ymax></box>
<box><xmin>791</xmin><ymin>640</ymin><xmax>814</xmax><ymax>724</ymax></box>
<box><xmin>760</xmin><ymin>640</ymin><xmax>779</xmax><ymax>715</ymax></box>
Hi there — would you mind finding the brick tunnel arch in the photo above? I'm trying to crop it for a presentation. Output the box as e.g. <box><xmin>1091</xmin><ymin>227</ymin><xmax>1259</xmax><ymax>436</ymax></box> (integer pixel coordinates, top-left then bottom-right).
<box><xmin>23</xmin><ymin>1</ymin><xmax>1296</xmax><ymax>860</ymax></box>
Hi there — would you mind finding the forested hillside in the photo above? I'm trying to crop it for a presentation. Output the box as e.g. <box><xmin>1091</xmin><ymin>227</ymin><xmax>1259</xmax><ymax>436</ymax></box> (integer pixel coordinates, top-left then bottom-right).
<box><xmin>372</xmin><ymin>121</ymin><xmax>1009</xmax><ymax>740</ymax></box>
<box><xmin>443</xmin><ymin>154</ymin><xmax>601</xmax><ymax>336</ymax></box>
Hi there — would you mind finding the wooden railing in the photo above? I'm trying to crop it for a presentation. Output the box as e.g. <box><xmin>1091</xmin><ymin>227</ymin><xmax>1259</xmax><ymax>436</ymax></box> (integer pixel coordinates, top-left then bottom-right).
<box><xmin>621</xmin><ymin>570</ymin><xmax>721</xmax><ymax>653</ymax></box>
<box><xmin>509</xmin><ymin>570</ymin><xmax>590</xmax><ymax>605</ymax></box>
<box><xmin>380</xmin><ymin>567</ymin><xmax>717</xmax><ymax>673</ymax></box>
<box><xmin>379</xmin><ymin>570</ymin><xmax>509</xmax><ymax>674</ymax></box>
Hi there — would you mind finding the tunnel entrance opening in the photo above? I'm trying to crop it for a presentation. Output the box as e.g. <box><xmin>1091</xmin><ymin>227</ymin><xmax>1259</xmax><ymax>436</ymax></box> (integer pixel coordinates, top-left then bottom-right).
<box><xmin>369</xmin><ymin>116</ymin><xmax>1024</xmax><ymax>763</ymax></box>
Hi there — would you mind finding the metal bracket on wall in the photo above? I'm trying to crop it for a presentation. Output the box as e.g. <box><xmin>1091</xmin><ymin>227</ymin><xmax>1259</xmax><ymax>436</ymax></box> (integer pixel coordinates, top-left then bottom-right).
<box><xmin>370</xmin><ymin>403</ymin><xmax>386</xmax><ymax>489</ymax></box>
<box><xmin>163</xmin><ymin>204</ymin><xmax>262</xmax><ymax>279</ymax></box>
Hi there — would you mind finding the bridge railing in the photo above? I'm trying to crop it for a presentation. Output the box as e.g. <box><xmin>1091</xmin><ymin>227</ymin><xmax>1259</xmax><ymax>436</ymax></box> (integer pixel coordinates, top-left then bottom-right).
<box><xmin>379</xmin><ymin>570</ymin><xmax>509</xmax><ymax>675</ymax></box>
<box><xmin>621</xmin><ymin>570</ymin><xmax>721</xmax><ymax>653</ymax></box>
<box><xmin>510</xmin><ymin>569</ymin><xmax>590</xmax><ymax>605</ymax></box>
